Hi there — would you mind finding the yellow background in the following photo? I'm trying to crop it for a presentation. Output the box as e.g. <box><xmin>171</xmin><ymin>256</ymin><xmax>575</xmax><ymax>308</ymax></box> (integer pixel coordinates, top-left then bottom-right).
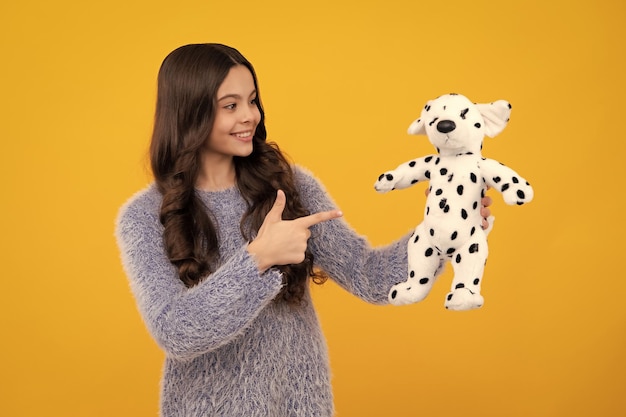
<box><xmin>2</xmin><ymin>0</ymin><xmax>625</xmax><ymax>416</ymax></box>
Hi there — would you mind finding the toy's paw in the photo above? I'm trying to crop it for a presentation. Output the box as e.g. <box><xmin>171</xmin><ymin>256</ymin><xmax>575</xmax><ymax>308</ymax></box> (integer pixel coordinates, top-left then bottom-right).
<box><xmin>374</xmin><ymin>172</ymin><xmax>397</xmax><ymax>193</ymax></box>
<box><xmin>388</xmin><ymin>280</ymin><xmax>431</xmax><ymax>306</ymax></box>
<box><xmin>500</xmin><ymin>180</ymin><xmax>534</xmax><ymax>206</ymax></box>
<box><xmin>444</xmin><ymin>288</ymin><xmax>484</xmax><ymax>311</ymax></box>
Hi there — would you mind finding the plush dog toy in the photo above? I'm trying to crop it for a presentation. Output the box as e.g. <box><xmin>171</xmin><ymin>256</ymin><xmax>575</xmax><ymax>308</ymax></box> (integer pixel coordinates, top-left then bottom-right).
<box><xmin>374</xmin><ymin>93</ymin><xmax>533</xmax><ymax>310</ymax></box>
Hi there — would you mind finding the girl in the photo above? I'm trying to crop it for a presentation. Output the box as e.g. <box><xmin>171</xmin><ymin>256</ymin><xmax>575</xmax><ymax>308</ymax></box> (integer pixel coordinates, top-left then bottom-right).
<box><xmin>115</xmin><ymin>43</ymin><xmax>491</xmax><ymax>416</ymax></box>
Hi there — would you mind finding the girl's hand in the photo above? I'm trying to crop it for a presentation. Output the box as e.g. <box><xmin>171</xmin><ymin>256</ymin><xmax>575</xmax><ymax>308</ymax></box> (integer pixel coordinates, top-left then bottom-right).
<box><xmin>480</xmin><ymin>194</ymin><xmax>493</xmax><ymax>230</ymax></box>
<box><xmin>247</xmin><ymin>190</ymin><xmax>343</xmax><ymax>272</ymax></box>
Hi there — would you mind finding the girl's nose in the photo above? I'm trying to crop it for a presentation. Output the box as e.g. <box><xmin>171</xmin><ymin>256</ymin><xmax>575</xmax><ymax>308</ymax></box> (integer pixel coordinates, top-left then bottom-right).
<box><xmin>240</xmin><ymin>105</ymin><xmax>255</xmax><ymax>123</ymax></box>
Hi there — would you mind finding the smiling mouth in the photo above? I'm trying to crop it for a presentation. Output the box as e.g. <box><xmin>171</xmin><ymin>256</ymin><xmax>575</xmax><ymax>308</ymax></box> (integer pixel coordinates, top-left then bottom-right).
<box><xmin>233</xmin><ymin>131</ymin><xmax>253</xmax><ymax>139</ymax></box>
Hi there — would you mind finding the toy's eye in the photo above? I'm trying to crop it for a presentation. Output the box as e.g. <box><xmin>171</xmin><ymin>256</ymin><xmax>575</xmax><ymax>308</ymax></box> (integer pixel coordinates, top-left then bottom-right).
<box><xmin>460</xmin><ymin>108</ymin><xmax>469</xmax><ymax>119</ymax></box>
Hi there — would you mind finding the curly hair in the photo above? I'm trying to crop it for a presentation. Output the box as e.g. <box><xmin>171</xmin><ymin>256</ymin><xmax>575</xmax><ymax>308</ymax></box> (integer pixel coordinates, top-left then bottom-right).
<box><xmin>149</xmin><ymin>43</ymin><xmax>324</xmax><ymax>304</ymax></box>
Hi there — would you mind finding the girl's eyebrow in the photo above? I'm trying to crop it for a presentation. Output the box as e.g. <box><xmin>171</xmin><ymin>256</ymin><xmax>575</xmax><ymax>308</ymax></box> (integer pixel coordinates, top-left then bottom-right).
<box><xmin>217</xmin><ymin>90</ymin><xmax>257</xmax><ymax>102</ymax></box>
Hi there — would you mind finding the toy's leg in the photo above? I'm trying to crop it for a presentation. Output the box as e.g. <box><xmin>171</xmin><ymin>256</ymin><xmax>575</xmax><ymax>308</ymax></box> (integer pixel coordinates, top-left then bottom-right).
<box><xmin>389</xmin><ymin>224</ymin><xmax>443</xmax><ymax>305</ymax></box>
<box><xmin>444</xmin><ymin>231</ymin><xmax>489</xmax><ymax>311</ymax></box>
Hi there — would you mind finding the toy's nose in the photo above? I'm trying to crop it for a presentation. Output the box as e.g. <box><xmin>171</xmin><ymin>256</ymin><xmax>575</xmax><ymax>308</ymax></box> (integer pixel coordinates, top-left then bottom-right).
<box><xmin>437</xmin><ymin>120</ymin><xmax>456</xmax><ymax>134</ymax></box>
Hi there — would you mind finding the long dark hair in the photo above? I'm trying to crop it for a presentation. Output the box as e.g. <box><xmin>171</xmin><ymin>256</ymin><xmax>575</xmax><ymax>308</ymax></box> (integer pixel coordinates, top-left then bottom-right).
<box><xmin>149</xmin><ymin>43</ymin><xmax>322</xmax><ymax>304</ymax></box>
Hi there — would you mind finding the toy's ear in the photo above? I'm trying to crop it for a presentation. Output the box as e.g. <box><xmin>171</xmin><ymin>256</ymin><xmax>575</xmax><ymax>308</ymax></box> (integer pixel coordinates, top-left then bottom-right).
<box><xmin>476</xmin><ymin>100</ymin><xmax>511</xmax><ymax>138</ymax></box>
<box><xmin>407</xmin><ymin>117</ymin><xmax>426</xmax><ymax>135</ymax></box>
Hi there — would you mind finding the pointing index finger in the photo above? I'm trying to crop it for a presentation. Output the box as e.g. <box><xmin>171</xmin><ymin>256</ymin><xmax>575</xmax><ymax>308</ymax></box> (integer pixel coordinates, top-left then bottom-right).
<box><xmin>296</xmin><ymin>209</ymin><xmax>343</xmax><ymax>228</ymax></box>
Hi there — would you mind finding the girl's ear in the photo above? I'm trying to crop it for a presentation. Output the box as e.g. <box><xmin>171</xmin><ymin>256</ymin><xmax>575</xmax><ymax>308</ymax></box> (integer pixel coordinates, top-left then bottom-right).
<box><xmin>476</xmin><ymin>100</ymin><xmax>512</xmax><ymax>138</ymax></box>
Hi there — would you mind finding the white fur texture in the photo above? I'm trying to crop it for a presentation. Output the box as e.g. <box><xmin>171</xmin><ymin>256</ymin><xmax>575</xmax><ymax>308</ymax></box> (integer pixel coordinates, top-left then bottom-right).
<box><xmin>375</xmin><ymin>93</ymin><xmax>533</xmax><ymax>310</ymax></box>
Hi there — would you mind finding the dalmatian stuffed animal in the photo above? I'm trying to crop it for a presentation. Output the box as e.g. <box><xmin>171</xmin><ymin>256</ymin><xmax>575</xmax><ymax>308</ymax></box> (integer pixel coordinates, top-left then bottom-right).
<box><xmin>374</xmin><ymin>93</ymin><xmax>533</xmax><ymax>310</ymax></box>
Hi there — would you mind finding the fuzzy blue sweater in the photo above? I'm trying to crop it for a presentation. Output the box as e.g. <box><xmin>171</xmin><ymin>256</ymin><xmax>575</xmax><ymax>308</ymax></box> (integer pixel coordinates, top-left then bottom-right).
<box><xmin>115</xmin><ymin>166</ymin><xmax>409</xmax><ymax>416</ymax></box>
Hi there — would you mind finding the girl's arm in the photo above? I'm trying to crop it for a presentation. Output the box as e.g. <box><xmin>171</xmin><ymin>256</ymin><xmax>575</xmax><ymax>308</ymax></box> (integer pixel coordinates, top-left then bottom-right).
<box><xmin>115</xmin><ymin>190</ymin><xmax>284</xmax><ymax>361</ymax></box>
<box><xmin>296</xmin><ymin>167</ymin><xmax>410</xmax><ymax>304</ymax></box>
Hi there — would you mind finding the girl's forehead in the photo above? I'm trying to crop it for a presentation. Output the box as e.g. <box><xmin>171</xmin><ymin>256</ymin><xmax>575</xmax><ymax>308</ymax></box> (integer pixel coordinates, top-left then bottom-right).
<box><xmin>218</xmin><ymin>65</ymin><xmax>256</xmax><ymax>96</ymax></box>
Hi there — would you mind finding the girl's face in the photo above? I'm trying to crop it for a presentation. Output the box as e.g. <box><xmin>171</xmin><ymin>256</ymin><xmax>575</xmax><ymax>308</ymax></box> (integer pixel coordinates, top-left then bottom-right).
<box><xmin>205</xmin><ymin>65</ymin><xmax>261</xmax><ymax>161</ymax></box>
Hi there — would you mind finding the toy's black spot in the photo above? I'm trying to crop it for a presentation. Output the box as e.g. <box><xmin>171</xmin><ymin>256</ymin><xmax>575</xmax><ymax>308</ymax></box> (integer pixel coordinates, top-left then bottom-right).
<box><xmin>457</xmin><ymin>185</ymin><xmax>464</xmax><ymax>196</ymax></box>
<box><xmin>501</xmin><ymin>183</ymin><xmax>510</xmax><ymax>192</ymax></box>
<box><xmin>469</xmin><ymin>243</ymin><xmax>479</xmax><ymax>253</ymax></box>
<box><xmin>425</xmin><ymin>170</ymin><xmax>431</xmax><ymax>179</ymax></box>
<box><xmin>512</xmin><ymin>176</ymin><xmax>519</xmax><ymax>183</ymax></box>
<box><xmin>425</xmin><ymin>105</ymin><xmax>431</xmax><ymax>111</ymax></box>
<box><xmin>440</xmin><ymin>168</ymin><xmax>448</xmax><ymax>175</ymax></box>
<box><xmin>446</xmin><ymin>248</ymin><xmax>455</xmax><ymax>255</ymax></box>
<box><xmin>409</xmin><ymin>161</ymin><xmax>416</xmax><ymax>167</ymax></box>
<box><xmin>425</xmin><ymin>248</ymin><xmax>434</xmax><ymax>257</ymax></box>
<box><xmin>473</xmin><ymin>278</ymin><xmax>480</xmax><ymax>285</ymax></box>
<box><xmin>439</xmin><ymin>198</ymin><xmax>447</xmax><ymax>209</ymax></box>
<box><xmin>419</xmin><ymin>278</ymin><xmax>429</xmax><ymax>285</ymax></box>
<box><xmin>386</xmin><ymin>174</ymin><xmax>394</xmax><ymax>181</ymax></box>
<box><xmin>391</xmin><ymin>290</ymin><xmax>397</xmax><ymax>299</ymax></box>
<box><xmin>470</xmin><ymin>173</ymin><xmax>477</xmax><ymax>183</ymax></box>
<box><xmin>451</xmin><ymin>231</ymin><xmax>458</xmax><ymax>240</ymax></box>
<box><xmin>413</xmin><ymin>234</ymin><xmax>420</xmax><ymax>243</ymax></box>
<box><xmin>426</xmin><ymin>206</ymin><xmax>430</xmax><ymax>215</ymax></box>
<box><xmin>435</xmin><ymin>157</ymin><xmax>441</xmax><ymax>165</ymax></box>
<box><xmin>461</xmin><ymin>209</ymin><xmax>468</xmax><ymax>219</ymax></box>
<box><xmin>455</xmin><ymin>283</ymin><xmax>465</xmax><ymax>289</ymax></box>
<box><xmin>493</xmin><ymin>176</ymin><xmax>501</xmax><ymax>183</ymax></box>
<box><xmin>378</xmin><ymin>174</ymin><xmax>384</xmax><ymax>181</ymax></box>
<box><xmin>473</xmin><ymin>201</ymin><xmax>478</xmax><ymax>210</ymax></box>
<box><xmin>460</xmin><ymin>108</ymin><xmax>469</xmax><ymax>119</ymax></box>
<box><xmin>410</xmin><ymin>270</ymin><xmax>415</xmax><ymax>278</ymax></box>
<box><xmin>436</xmin><ymin>188</ymin><xmax>443</xmax><ymax>196</ymax></box>
<box><xmin>517</xmin><ymin>190</ymin><xmax>525</xmax><ymax>199</ymax></box>
<box><xmin>425</xmin><ymin>156</ymin><xmax>433</xmax><ymax>163</ymax></box>
<box><xmin>429</xmin><ymin>117</ymin><xmax>439</xmax><ymax>127</ymax></box>
<box><xmin>455</xmin><ymin>254</ymin><xmax>462</xmax><ymax>264</ymax></box>
<box><xmin>470</xmin><ymin>226</ymin><xmax>476</xmax><ymax>236</ymax></box>
<box><xmin>430</xmin><ymin>229</ymin><xmax>435</xmax><ymax>236</ymax></box>
<box><xmin>411</xmin><ymin>179</ymin><xmax>418</xmax><ymax>184</ymax></box>
<box><xmin>443</xmin><ymin>205</ymin><xmax>450</xmax><ymax>213</ymax></box>
<box><xmin>447</xmin><ymin>293</ymin><xmax>453</xmax><ymax>301</ymax></box>
<box><xmin>448</xmin><ymin>174</ymin><xmax>454</xmax><ymax>182</ymax></box>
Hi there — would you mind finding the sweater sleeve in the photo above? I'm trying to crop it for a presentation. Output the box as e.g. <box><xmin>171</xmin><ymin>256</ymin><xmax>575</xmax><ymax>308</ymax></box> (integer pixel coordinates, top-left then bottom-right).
<box><xmin>294</xmin><ymin>167</ymin><xmax>410</xmax><ymax>304</ymax></box>
<box><xmin>114</xmin><ymin>188</ymin><xmax>284</xmax><ymax>360</ymax></box>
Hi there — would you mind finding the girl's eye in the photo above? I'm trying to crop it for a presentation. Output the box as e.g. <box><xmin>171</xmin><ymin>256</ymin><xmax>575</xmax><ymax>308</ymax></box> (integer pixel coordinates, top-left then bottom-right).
<box><xmin>224</xmin><ymin>103</ymin><xmax>236</xmax><ymax>110</ymax></box>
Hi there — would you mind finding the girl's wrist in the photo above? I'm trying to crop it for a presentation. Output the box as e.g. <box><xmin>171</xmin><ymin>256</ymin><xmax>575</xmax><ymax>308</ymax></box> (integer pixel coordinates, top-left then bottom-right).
<box><xmin>246</xmin><ymin>241</ymin><xmax>270</xmax><ymax>273</ymax></box>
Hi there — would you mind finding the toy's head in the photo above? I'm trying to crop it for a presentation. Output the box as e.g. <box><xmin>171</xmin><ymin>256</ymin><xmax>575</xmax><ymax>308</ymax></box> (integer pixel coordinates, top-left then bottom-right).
<box><xmin>408</xmin><ymin>93</ymin><xmax>511</xmax><ymax>156</ymax></box>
